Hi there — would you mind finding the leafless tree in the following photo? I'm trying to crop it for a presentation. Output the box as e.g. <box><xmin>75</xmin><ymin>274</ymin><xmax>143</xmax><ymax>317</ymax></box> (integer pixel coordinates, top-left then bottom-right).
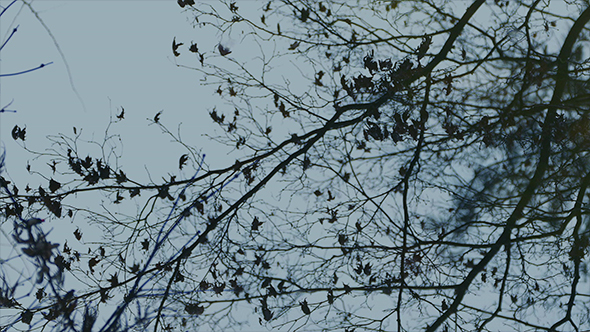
<box><xmin>2</xmin><ymin>1</ymin><xmax>590</xmax><ymax>332</ymax></box>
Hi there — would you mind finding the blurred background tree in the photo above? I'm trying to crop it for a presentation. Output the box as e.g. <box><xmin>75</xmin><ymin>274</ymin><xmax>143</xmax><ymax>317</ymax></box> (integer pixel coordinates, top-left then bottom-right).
<box><xmin>2</xmin><ymin>1</ymin><xmax>589</xmax><ymax>331</ymax></box>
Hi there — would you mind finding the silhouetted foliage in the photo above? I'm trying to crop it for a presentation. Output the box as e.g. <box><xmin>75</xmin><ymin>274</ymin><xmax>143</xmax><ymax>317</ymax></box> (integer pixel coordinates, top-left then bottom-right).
<box><xmin>2</xmin><ymin>1</ymin><xmax>590</xmax><ymax>332</ymax></box>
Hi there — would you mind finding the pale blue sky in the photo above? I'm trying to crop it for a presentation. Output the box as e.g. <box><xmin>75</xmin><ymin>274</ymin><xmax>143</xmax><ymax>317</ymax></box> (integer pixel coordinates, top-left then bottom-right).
<box><xmin>1</xmin><ymin>0</ymin><xmax>227</xmax><ymax>184</ymax></box>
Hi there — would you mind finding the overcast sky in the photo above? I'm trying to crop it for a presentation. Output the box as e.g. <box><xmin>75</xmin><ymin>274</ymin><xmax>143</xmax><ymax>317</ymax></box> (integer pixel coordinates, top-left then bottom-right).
<box><xmin>0</xmin><ymin>0</ymin><xmax>229</xmax><ymax>185</ymax></box>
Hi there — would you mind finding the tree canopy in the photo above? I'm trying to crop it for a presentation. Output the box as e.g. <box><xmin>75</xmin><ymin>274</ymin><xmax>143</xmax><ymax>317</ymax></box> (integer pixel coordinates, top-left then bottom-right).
<box><xmin>2</xmin><ymin>1</ymin><xmax>590</xmax><ymax>331</ymax></box>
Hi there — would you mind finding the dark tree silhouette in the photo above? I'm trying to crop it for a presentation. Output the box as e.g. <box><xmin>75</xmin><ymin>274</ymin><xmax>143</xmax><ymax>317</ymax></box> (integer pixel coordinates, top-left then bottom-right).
<box><xmin>2</xmin><ymin>1</ymin><xmax>590</xmax><ymax>332</ymax></box>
